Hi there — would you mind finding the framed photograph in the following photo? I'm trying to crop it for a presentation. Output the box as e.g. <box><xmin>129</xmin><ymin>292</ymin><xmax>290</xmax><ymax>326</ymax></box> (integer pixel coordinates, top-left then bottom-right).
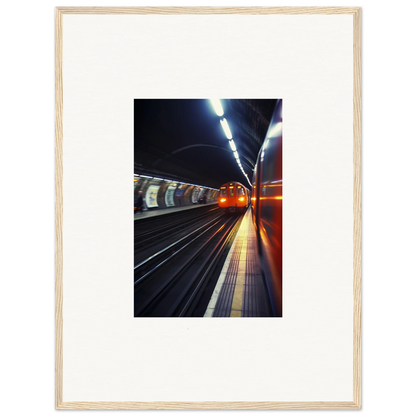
<box><xmin>56</xmin><ymin>7</ymin><xmax>361</xmax><ymax>409</ymax></box>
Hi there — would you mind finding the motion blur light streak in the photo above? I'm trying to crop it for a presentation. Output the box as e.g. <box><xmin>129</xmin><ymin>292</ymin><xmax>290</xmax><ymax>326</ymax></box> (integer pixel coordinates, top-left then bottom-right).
<box><xmin>267</xmin><ymin>121</ymin><xmax>282</xmax><ymax>137</ymax></box>
<box><xmin>259</xmin><ymin>196</ymin><xmax>282</xmax><ymax>201</ymax></box>
<box><xmin>210</xmin><ymin>99</ymin><xmax>224</xmax><ymax>116</ymax></box>
<box><xmin>139</xmin><ymin>175</ymin><xmax>219</xmax><ymax>191</ymax></box>
<box><xmin>220</xmin><ymin>118</ymin><xmax>233</xmax><ymax>139</ymax></box>
<box><xmin>229</xmin><ymin>139</ymin><xmax>237</xmax><ymax>152</ymax></box>
<box><xmin>207</xmin><ymin>99</ymin><xmax>256</xmax><ymax>188</ymax></box>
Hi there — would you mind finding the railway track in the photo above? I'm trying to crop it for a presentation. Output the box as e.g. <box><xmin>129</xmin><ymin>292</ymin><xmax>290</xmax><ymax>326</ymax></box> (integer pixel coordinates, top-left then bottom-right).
<box><xmin>134</xmin><ymin>205</ymin><xmax>222</xmax><ymax>266</ymax></box>
<box><xmin>134</xmin><ymin>210</ymin><xmax>245</xmax><ymax>317</ymax></box>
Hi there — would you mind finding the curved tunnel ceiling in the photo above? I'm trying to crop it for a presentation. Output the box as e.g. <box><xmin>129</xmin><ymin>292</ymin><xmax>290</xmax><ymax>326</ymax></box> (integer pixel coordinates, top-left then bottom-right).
<box><xmin>134</xmin><ymin>99</ymin><xmax>277</xmax><ymax>189</ymax></box>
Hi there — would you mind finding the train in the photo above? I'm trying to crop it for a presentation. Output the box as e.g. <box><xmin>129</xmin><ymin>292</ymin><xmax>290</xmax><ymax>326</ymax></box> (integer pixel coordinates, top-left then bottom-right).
<box><xmin>218</xmin><ymin>182</ymin><xmax>250</xmax><ymax>214</ymax></box>
<box><xmin>251</xmin><ymin>99</ymin><xmax>283</xmax><ymax>317</ymax></box>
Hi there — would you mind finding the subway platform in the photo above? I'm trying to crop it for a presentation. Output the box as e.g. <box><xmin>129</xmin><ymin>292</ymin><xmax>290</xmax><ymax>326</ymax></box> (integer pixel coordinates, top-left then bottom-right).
<box><xmin>204</xmin><ymin>208</ymin><xmax>273</xmax><ymax>317</ymax></box>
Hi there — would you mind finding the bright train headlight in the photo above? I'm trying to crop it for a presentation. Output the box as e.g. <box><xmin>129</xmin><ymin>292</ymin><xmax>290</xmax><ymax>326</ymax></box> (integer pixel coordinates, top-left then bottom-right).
<box><xmin>220</xmin><ymin>198</ymin><xmax>227</xmax><ymax>202</ymax></box>
<box><xmin>238</xmin><ymin>197</ymin><xmax>244</xmax><ymax>201</ymax></box>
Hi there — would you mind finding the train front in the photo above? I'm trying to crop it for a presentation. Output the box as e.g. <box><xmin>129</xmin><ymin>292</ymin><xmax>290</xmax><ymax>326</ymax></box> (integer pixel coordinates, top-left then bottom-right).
<box><xmin>219</xmin><ymin>182</ymin><xmax>248</xmax><ymax>214</ymax></box>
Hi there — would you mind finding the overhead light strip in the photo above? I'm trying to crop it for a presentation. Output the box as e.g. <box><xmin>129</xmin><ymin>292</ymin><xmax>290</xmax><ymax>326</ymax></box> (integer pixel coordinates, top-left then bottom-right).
<box><xmin>210</xmin><ymin>99</ymin><xmax>252</xmax><ymax>188</ymax></box>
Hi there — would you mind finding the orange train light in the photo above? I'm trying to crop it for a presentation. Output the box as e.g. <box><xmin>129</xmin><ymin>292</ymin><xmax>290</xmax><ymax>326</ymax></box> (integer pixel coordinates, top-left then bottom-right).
<box><xmin>220</xmin><ymin>198</ymin><xmax>227</xmax><ymax>202</ymax></box>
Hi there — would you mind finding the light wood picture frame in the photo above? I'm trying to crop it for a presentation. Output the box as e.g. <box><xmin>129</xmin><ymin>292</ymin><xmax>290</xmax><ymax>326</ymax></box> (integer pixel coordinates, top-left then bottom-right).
<box><xmin>55</xmin><ymin>7</ymin><xmax>361</xmax><ymax>409</ymax></box>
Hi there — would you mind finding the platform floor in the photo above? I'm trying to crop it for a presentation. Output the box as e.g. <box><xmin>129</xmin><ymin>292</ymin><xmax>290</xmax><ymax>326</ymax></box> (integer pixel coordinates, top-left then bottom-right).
<box><xmin>134</xmin><ymin>202</ymin><xmax>217</xmax><ymax>221</ymax></box>
<box><xmin>204</xmin><ymin>209</ymin><xmax>272</xmax><ymax>317</ymax></box>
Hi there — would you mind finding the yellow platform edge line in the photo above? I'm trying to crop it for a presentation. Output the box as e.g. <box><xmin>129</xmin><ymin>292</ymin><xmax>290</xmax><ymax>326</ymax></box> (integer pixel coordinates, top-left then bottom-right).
<box><xmin>203</xmin><ymin>212</ymin><xmax>244</xmax><ymax>317</ymax></box>
<box><xmin>230</xmin><ymin>214</ymin><xmax>249</xmax><ymax>317</ymax></box>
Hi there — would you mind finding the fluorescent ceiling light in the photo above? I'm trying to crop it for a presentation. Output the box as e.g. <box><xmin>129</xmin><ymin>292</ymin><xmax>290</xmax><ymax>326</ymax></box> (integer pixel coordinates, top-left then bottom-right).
<box><xmin>233</xmin><ymin>151</ymin><xmax>239</xmax><ymax>159</ymax></box>
<box><xmin>210</xmin><ymin>99</ymin><xmax>224</xmax><ymax>116</ymax></box>
<box><xmin>220</xmin><ymin>118</ymin><xmax>232</xmax><ymax>139</ymax></box>
<box><xmin>229</xmin><ymin>139</ymin><xmax>237</xmax><ymax>151</ymax></box>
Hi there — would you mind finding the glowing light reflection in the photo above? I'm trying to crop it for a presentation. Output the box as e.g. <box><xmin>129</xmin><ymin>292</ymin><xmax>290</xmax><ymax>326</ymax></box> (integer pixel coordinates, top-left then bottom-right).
<box><xmin>220</xmin><ymin>118</ymin><xmax>233</xmax><ymax>139</ymax></box>
<box><xmin>210</xmin><ymin>99</ymin><xmax>224</xmax><ymax>116</ymax></box>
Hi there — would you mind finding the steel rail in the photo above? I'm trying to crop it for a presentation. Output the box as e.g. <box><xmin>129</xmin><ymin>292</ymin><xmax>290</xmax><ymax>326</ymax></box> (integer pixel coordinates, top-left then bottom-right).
<box><xmin>134</xmin><ymin>207</ymin><xmax>220</xmax><ymax>248</ymax></box>
<box><xmin>167</xmin><ymin>215</ymin><xmax>242</xmax><ymax>317</ymax></box>
<box><xmin>178</xmin><ymin>216</ymin><xmax>242</xmax><ymax>317</ymax></box>
<box><xmin>134</xmin><ymin>215</ymin><xmax>224</xmax><ymax>285</ymax></box>
<box><xmin>134</xmin><ymin>217</ymin><xmax>234</xmax><ymax>316</ymax></box>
